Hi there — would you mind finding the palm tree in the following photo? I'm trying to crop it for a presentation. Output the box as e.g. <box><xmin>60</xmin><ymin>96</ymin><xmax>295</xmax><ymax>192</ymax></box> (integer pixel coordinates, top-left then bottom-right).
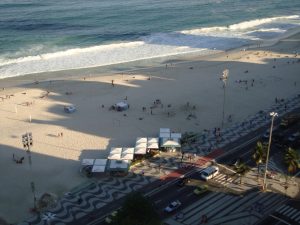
<box><xmin>285</xmin><ymin>147</ymin><xmax>300</xmax><ymax>174</ymax></box>
<box><xmin>235</xmin><ymin>161</ymin><xmax>250</xmax><ymax>185</ymax></box>
<box><xmin>252</xmin><ymin>141</ymin><xmax>267</xmax><ymax>179</ymax></box>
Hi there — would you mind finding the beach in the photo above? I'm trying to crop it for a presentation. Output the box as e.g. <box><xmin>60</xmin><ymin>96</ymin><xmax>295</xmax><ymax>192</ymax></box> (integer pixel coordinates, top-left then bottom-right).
<box><xmin>0</xmin><ymin>31</ymin><xmax>300</xmax><ymax>223</ymax></box>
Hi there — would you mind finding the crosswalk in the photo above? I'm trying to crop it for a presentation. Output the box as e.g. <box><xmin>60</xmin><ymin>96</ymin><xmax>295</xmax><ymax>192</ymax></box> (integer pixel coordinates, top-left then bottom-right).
<box><xmin>275</xmin><ymin>204</ymin><xmax>300</xmax><ymax>224</ymax></box>
<box><xmin>211</xmin><ymin>173</ymin><xmax>235</xmax><ymax>186</ymax></box>
<box><xmin>165</xmin><ymin>191</ymin><xmax>287</xmax><ymax>225</ymax></box>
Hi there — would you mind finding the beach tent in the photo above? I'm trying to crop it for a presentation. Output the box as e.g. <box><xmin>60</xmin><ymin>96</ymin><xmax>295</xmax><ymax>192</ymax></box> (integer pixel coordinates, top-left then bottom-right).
<box><xmin>109</xmin><ymin>159</ymin><xmax>130</xmax><ymax>172</ymax></box>
<box><xmin>108</xmin><ymin>147</ymin><xmax>122</xmax><ymax>160</ymax></box>
<box><xmin>81</xmin><ymin>159</ymin><xmax>95</xmax><ymax>166</ymax></box>
<box><xmin>115</xmin><ymin>102</ymin><xmax>129</xmax><ymax>111</ymax></box>
<box><xmin>121</xmin><ymin>147</ymin><xmax>134</xmax><ymax>160</ymax></box>
<box><xmin>159</xmin><ymin>128</ymin><xmax>170</xmax><ymax>139</ymax></box>
<box><xmin>134</xmin><ymin>137</ymin><xmax>147</xmax><ymax>155</ymax></box>
<box><xmin>136</xmin><ymin>137</ymin><xmax>147</xmax><ymax>144</ymax></box>
<box><xmin>161</xmin><ymin>139</ymin><xmax>181</xmax><ymax>148</ymax></box>
<box><xmin>64</xmin><ymin>105</ymin><xmax>76</xmax><ymax>113</ymax></box>
<box><xmin>147</xmin><ymin>137</ymin><xmax>159</xmax><ymax>149</ymax></box>
<box><xmin>92</xmin><ymin>159</ymin><xmax>107</xmax><ymax>173</ymax></box>
<box><xmin>134</xmin><ymin>147</ymin><xmax>147</xmax><ymax>155</ymax></box>
<box><xmin>171</xmin><ymin>133</ymin><xmax>182</xmax><ymax>139</ymax></box>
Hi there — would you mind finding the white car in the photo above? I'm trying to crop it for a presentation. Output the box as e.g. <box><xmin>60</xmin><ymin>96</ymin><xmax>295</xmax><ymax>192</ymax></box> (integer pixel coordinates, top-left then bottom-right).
<box><xmin>200</xmin><ymin>166</ymin><xmax>219</xmax><ymax>181</ymax></box>
<box><xmin>164</xmin><ymin>200</ymin><xmax>181</xmax><ymax>213</ymax></box>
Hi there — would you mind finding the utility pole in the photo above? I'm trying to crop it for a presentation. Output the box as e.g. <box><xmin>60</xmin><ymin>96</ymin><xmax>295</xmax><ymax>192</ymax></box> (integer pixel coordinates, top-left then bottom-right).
<box><xmin>262</xmin><ymin>112</ymin><xmax>278</xmax><ymax>191</ymax></box>
<box><xmin>220</xmin><ymin>69</ymin><xmax>229</xmax><ymax>129</ymax></box>
<box><xmin>22</xmin><ymin>132</ymin><xmax>37</xmax><ymax>210</ymax></box>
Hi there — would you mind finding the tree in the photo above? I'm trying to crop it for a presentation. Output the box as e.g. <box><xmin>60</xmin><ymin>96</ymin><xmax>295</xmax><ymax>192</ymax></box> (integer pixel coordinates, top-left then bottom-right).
<box><xmin>285</xmin><ymin>147</ymin><xmax>300</xmax><ymax>174</ymax></box>
<box><xmin>113</xmin><ymin>192</ymin><xmax>161</xmax><ymax>225</ymax></box>
<box><xmin>252</xmin><ymin>141</ymin><xmax>267</xmax><ymax>179</ymax></box>
<box><xmin>235</xmin><ymin>161</ymin><xmax>250</xmax><ymax>185</ymax></box>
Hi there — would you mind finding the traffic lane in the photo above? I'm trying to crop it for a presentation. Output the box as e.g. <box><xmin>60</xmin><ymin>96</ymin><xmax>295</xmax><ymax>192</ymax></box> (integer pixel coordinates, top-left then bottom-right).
<box><xmin>150</xmin><ymin>180</ymin><xmax>204</xmax><ymax>218</ymax></box>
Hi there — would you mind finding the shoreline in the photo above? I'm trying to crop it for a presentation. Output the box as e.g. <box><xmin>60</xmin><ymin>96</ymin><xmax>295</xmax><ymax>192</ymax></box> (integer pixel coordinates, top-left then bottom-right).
<box><xmin>1</xmin><ymin>26</ymin><xmax>300</xmax><ymax>92</ymax></box>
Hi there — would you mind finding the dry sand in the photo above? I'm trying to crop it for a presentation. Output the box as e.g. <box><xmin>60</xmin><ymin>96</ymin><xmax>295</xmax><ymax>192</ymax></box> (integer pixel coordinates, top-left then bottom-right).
<box><xmin>0</xmin><ymin>32</ymin><xmax>300</xmax><ymax>223</ymax></box>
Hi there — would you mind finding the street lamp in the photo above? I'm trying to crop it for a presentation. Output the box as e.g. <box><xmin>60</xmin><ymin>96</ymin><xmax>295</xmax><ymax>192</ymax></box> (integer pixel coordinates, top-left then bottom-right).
<box><xmin>22</xmin><ymin>132</ymin><xmax>37</xmax><ymax>210</ymax></box>
<box><xmin>262</xmin><ymin>112</ymin><xmax>278</xmax><ymax>191</ymax></box>
<box><xmin>220</xmin><ymin>69</ymin><xmax>229</xmax><ymax>129</ymax></box>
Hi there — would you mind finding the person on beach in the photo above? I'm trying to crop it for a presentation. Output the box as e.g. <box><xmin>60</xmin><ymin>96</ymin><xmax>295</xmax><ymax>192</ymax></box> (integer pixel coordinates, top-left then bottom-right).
<box><xmin>111</xmin><ymin>80</ymin><xmax>114</xmax><ymax>87</ymax></box>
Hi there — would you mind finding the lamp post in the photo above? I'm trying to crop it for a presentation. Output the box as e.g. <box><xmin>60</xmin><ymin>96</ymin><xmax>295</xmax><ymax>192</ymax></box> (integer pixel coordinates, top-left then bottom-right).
<box><xmin>220</xmin><ymin>69</ymin><xmax>229</xmax><ymax>129</ymax></box>
<box><xmin>262</xmin><ymin>112</ymin><xmax>278</xmax><ymax>191</ymax></box>
<box><xmin>22</xmin><ymin>132</ymin><xmax>37</xmax><ymax>210</ymax></box>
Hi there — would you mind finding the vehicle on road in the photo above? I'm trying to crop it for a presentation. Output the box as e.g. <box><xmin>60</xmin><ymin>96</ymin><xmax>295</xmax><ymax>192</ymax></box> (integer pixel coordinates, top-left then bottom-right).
<box><xmin>193</xmin><ymin>185</ymin><xmax>208</xmax><ymax>195</ymax></box>
<box><xmin>200</xmin><ymin>166</ymin><xmax>219</xmax><ymax>181</ymax></box>
<box><xmin>164</xmin><ymin>200</ymin><xmax>181</xmax><ymax>213</ymax></box>
<box><xmin>177</xmin><ymin>177</ymin><xmax>190</xmax><ymax>187</ymax></box>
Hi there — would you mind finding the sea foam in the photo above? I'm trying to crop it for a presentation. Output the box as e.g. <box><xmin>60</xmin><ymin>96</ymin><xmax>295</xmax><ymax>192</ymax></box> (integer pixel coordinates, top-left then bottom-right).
<box><xmin>0</xmin><ymin>15</ymin><xmax>299</xmax><ymax>79</ymax></box>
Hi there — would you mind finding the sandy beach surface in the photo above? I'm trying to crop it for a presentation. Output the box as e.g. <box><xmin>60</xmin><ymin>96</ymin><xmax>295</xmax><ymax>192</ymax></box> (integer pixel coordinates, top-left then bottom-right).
<box><xmin>1</xmin><ymin>32</ymin><xmax>300</xmax><ymax>223</ymax></box>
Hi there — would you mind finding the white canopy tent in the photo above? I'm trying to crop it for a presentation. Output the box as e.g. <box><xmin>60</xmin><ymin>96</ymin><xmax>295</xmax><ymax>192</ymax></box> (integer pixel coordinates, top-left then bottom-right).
<box><xmin>134</xmin><ymin>147</ymin><xmax>147</xmax><ymax>155</ymax></box>
<box><xmin>94</xmin><ymin>159</ymin><xmax>108</xmax><ymax>166</ymax></box>
<box><xmin>171</xmin><ymin>133</ymin><xmax>182</xmax><ymax>139</ymax></box>
<box><xmin>136</xmin><ymin>137</ymin><xmax>147</xmax><ymax>144</ymax></box>
<box><xmin>161</xmin><ymin>139</ymin><xmax>181</xmax><ymax>148</ymax></box>
<box><xmin>92</xmin><ymin>165</ymin><xmax>106</xmax><ymax>172</ymax></box>
<box><xmin>147</xmin><ymin>137</ymin><xmax>159</xmax><ymax>149</ymax></box>
<box><xmin>108</xmin><ymin>147</ymin><xmax>122</xmax><ymax>160</ymax></box>
<box><xmin>115</xmin><ymin>101</ymin><xmax>129</xmax><ymax>111</ymax></box>
<box><xmin>81</xmin><ymin>159</ymin><xmax>95</xmax><ymax>166</ymax></box>
<box><xmin>121</xmin><ymin>147</ymin><xmax>134</xmax><ymax>160</ymax></box>
<box><xmin>159</xmin><ymin>128</ymin><xmax>170</xmax><ymax>138</ymax></box>
<box><xmin>109</xmin><ymin>159</ymin><xmax>130</xmax><ymax>171</ymax></box>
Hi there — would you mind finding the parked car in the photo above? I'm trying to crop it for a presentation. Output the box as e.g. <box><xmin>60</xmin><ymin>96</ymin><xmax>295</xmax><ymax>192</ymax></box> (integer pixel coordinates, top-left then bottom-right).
<box><xmin>177</xmin><ymin>177</ymin><xmax>190</xmax><ymax>187</ymax></box>
<box><xmin>200</xmin><ymin>166</ymin><xmax>219</xmax><ymax>181</ymax></box>
<box><xmin>164</xmin><ymin>200</ymin><xmax>181</xmax><ymax>213</ymax></box>
<box><xmin>193</xmin><ymin>185</ymin><xmax>208</xmax><ymax>195</ymax></box>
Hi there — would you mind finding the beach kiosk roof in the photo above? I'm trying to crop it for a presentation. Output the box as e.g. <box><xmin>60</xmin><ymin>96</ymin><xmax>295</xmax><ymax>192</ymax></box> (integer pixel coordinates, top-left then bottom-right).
<box><xmin>92</xmin><ymin>159</ymin><xmax>108</xmax><ymax>173</ymax></box>
<box><xmin>136</xmin><ymin>142</ymin><xmax>147</xmax><ymax>148</ymax></box>
<box><xmin>161</xmin><ymin>139</ymin><xmax>181</xmax><ymax>148</ymax></box>
<box><xmin>94</xmin><ymin>159</ymin><xmax>108</xmax><ymax>166</ymax></box>
<box><xmin>136</xmin><ymin>137</ymin><xmax>147</xmax><ymax>144</ymax></box>
<box><xmin>121</xmin><ymin>147</ymin><xmax>134</xmax><ymax>160</ymax></box>
<box><xmin>160</xmin><ymin>128</ymin><xmax>170</xmax><ymax>133</ymax></box>
<box><xmin>147</xmin><ymin>137</ymin><xmax>159</xmax><ymax>149</ymax></box>
<box><xmin>109</xmin><ymin>160</ymin><xmax>130</xmax><ymax>171</ymax></box>
<box><xmin>134</xmin><ymin>147</ymin><xmax>147</xmax><ymax>155</ymax></box>
<box><xmin>81</xmin><ymin>159</ymin><xmax>95</xmax><ymax>166</ymax></box>
<box><xmin>92</xmin><ymin>165</ymin><xmax>106</xmax><ymax>172</ymax></box>
<box><xmin>108</xmin><ymin>147</ymin><xmax>122</xmax><ymax>160</ymax></box>
<box><xmin>160</xmin><ymin>128</ymin><xmax>170</xmax><ymax>138</ymax></box>
<box><xmin>171</xmin><ymin>133</ymin><xmax>182</xmax><ymax>139</ymax></box>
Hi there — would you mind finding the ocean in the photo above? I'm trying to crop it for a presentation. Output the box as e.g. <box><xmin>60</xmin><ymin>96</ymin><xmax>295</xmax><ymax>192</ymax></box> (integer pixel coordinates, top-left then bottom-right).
<box><xmin>0</xmin><ymin>0</ymin><xmax>300</xmax><ymax>79</ymax></box>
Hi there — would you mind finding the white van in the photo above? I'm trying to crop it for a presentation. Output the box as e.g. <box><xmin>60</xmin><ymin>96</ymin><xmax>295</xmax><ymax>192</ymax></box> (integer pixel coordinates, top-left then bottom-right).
<box><xmin>200</xmin><ymin>166</ymin><xmax>219</xmax><ymax>181</ymax></box>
